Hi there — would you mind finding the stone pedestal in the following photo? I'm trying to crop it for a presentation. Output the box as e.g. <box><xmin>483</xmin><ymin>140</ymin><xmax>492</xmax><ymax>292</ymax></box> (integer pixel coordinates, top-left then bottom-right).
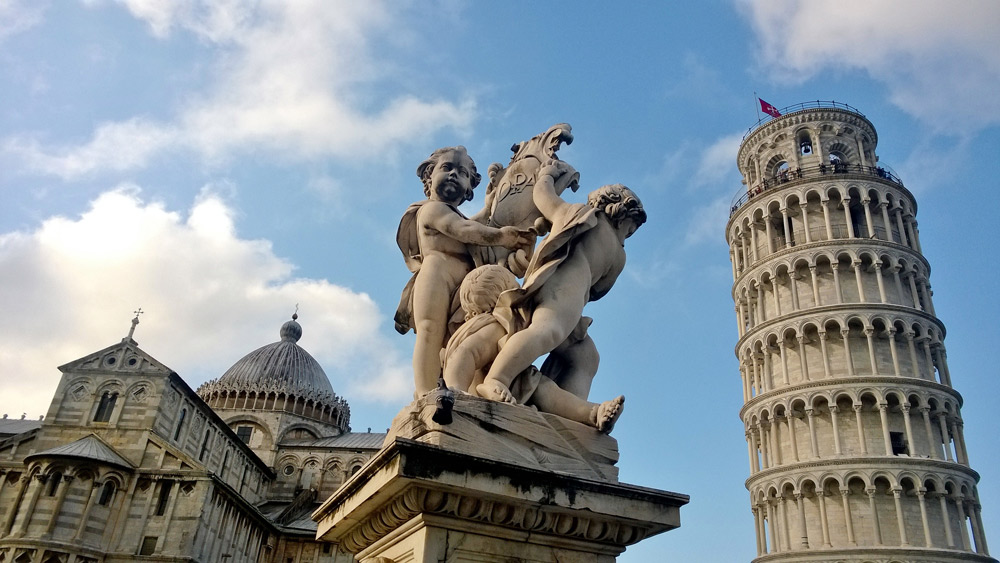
<box><xmin>313</xmin><ymin>394</ymin><xmax>688</xmax><ymax>562</ymax></box>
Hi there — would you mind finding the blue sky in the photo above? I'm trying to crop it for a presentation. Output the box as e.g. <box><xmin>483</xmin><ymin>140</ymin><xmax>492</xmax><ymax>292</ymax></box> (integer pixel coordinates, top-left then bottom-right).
<box><xmin>1</xmin><ymin>1</ymin><xmax>999</xmax><ymax>561</ymax></box>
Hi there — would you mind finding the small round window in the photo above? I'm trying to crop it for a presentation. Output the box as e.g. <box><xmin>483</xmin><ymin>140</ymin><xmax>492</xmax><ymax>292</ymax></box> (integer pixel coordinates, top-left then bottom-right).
<box><xmin>105</xmin><ymin>357</ymin><xmax>116</xmax><ymax>365</ymax></box>
<box><xmin>282</xmin><ymin>465</ymin><xmax>295</xmax><ymax>476</ymax></box>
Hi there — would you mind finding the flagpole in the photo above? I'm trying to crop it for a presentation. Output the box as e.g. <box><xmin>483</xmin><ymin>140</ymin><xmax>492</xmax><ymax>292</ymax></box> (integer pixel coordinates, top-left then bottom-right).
<box><xmin>754</xmin><ymin>91</ymin><xmax>761</xmax><ymax>122</ymax></box>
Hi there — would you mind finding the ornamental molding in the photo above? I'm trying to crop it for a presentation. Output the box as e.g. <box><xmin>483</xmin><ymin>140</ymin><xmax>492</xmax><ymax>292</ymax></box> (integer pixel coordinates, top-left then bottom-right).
<box><xmin>336</xmin><ymin>484</ymin><xmax>655</xmax><ymax>554</ymax></box>
<box><xmin>739</xmin><ymin>374</ymin><xmax>962</xmax><ymax>418</ymax></box>
<box><xmin>731</xmin><ymin>238</ymin><xmax>930</xmax><ymax>289</ymax></box>
<box><xmin>745</xmin><ymin>455</ymin><xmax>981</xmax><ymax>490</ymax></box>
<box><xmin>751</xmin><ymin>545</ymin><xmax>995</xmax><ymax>563</ymax></box>
<box><xmin>735</xmin><ymin>304</ymin><xmax>944</xmax><ymax>352</ymax></box>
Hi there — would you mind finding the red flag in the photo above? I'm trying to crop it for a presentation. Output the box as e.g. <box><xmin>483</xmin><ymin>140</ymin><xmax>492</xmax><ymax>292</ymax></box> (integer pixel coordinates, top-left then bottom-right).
<box><xmin>759</xmin><ymin>98</ymin><xmax>781</xmax><ymax>118</ymax></box>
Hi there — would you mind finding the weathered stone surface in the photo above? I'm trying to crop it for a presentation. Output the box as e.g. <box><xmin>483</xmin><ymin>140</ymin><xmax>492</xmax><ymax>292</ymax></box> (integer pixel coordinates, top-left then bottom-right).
<box><xmin>313</xmin><ymin>433</ymin><xmax>687</xmax><ymax>563</ymax></box>
<box><xmin>385</xmin><ymin>392</ymin><xmax>619</xmax><ymax>482</ymax></box>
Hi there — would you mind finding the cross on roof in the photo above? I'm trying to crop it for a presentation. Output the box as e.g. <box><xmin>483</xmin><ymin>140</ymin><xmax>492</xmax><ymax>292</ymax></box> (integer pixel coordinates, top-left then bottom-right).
<box><xmin>127</xmin><ymin>307</ymin><xmax>144</xmax><ymax>340</ymax></box>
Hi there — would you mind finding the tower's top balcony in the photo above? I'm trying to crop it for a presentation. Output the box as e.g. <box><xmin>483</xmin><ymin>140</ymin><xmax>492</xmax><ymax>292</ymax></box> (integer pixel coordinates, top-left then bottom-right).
<box><xmin>732</xmin><ymin>101</ymin><xmax>895</xmax><ymax>217</ymax></box>
<box><xmin>741</xmin><ymin>100</ymin><xmax>868</xmax><ymax>143</ymax></box>
<box><xmin>728</xmin><ymin>161</ymin><xmax>904</xmax><ymax>218</ymax></box>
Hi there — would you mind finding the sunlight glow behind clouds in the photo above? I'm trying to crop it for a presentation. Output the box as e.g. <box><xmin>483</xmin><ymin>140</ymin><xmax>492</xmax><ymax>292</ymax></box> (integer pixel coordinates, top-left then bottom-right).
<box><xmin>7</xmin><ymin>0</ymin><xmax>475</xmax><ymax>178</ymax></box>
<box><xmin>0</xmin><ymin>187</ymin><xmax>411</xmax><ymax>417</ymax></box>
<box><xmin>739</xmin><ymin>0</ymin><xmax>1000</xmax><ymax>132</ymax></box>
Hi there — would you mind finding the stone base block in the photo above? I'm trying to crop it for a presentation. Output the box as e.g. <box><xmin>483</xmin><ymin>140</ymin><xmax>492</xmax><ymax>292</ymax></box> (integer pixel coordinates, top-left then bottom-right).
<box><xmin>313</xmin><ymin>396</ymin><xmax>688</xmax><ymax>562</ymax></box>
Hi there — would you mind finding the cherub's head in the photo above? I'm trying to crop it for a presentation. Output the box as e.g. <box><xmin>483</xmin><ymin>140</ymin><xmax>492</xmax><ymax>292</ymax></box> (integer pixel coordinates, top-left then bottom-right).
<box><xmin>417</xmin><ymin>146</ymin><xmax>481</xmax><ymax>205</ymax></box>
<box><xmin>459</xmin><ymin>265</ymin><xmax>519</xmax><ymax>320</ymax></box>
<box><xmin>587</xmin><ymin>184</ymin><xmax>647</xmax><ymax>238</ymax></box>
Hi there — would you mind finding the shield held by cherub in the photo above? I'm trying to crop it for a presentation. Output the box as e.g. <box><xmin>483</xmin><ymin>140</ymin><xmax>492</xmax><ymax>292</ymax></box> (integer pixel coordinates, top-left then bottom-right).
<box><xmin>474</xmin><ymin>123</ymin><xmax>581</xmax><ymax>276</ymax></box>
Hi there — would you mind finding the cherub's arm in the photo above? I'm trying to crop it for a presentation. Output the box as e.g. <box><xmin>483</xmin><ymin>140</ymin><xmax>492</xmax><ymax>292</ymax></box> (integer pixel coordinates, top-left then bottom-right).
<box><xmin>590</xmin><ymin>256</ymin><xmax>626</xmax><ymax>301</ymax></box>
<box><xmin>533</xmin><ymin>160</ymin><xmax>576</xmax><ymax>220</ymax></box>
<box><xmin>423</xmin><ymin>203</ymin><xmax>531</xmax><ymax>249</ymax></box>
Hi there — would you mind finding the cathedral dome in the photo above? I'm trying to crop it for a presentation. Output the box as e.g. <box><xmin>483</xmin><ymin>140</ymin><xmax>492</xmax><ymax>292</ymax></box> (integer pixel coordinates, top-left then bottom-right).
<box><xmin>197</xmin><ymin>314</ymin><xmax>351</xmax><ymax>433</ymax></box>
<box><xmin>216</xmin><ymin>314</ymin><xmax>334</xmax><ymax>396</ymax></box>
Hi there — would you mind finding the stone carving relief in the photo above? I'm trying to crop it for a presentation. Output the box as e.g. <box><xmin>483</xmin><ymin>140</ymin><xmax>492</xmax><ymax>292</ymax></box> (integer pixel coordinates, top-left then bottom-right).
<box><xmin>395</xmin><ymin>126</ymin><xmax>645</xmax><ymax>434</ymax></box>
<box><xmin>69</xmin><ymin>381</ymin><xmax>91</xmax><ymax>402</ymax></box>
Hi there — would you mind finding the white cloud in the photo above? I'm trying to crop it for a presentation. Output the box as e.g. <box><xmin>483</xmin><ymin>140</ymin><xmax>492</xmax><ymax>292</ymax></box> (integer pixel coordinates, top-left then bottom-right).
<box><xmin>690</xmin><ymin>133</ymin><xmax>743</xmax><ymax>192</ymax></box>
<box><xmin>0</xmin><ymin>0</ymin><xmax>46</xmax><ymax>40</ymax></box>
<box><xmin>684</xmin><ymin>195</ymin><xmax>733</xmax><ymax>248</ymax></box>
<box><xmin>5</xmin><ymin>119</ymin><xmax>179</xmax><ymax>180</ymax></box>
<box><xmin>738</xmin><ymin>0</ymin><xmax>1000</xmax><ymax>132</ymax></box>
<box><xmin>9</xmin><ymin>0</ymin><xmax>476</xmax><ymax>178</ymax></box>
<box><xmin>0</xmin><ymin>186</ymin><xmax>411</xmax><ymax>418</ymax></box>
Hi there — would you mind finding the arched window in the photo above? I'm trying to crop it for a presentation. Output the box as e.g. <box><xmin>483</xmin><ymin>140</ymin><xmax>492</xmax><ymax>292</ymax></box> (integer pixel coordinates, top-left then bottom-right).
<box><xmin>798</xmin><ymin>132</ymin><xmax>813</xmax><ymax>156</ymax></box>
<box><xmin>155</xmin><ymin>480</ymin><xmax>173</xmax><ymax>516</ymax></box>
<box><xmin>198</xmin><ymin>430</ymin><xmax>212</xmax><ymax>462</ymax></box>
<box><xmin>98</xmin><ymin>481</ymin><xmax>116</xmax><ymax>506</ymax></box>
<box><xmin>94</xmin><ymin>391</ymin><xmax>118</xmax><ymax>422</ymax></box>
<box><xmin>235</xmin><ymin>426</ymin><xmax>253</xmax><ymax>444</ymax></box>
<box><xmin>47</xmin><ymin>472</ymin><xmax>62</xmax><ymax>496</ymax></box>
<box><xmin>173</xmin><ymin>408</ymin><xmax>187</xmax><ymax>441</ymax></box>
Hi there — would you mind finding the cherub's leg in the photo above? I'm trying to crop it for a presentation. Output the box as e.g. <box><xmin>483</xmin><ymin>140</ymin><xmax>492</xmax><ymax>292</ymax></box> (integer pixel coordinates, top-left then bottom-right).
<box><xmin>543</xmin><ymin>333</ymin><xmax>599</xmax><ymax>401</ymax></box>
<box><xmin>483</xmin><ymin>291</ymin><xmax>584</xmax><ymax>390</ymax></box>
<box><xmin>593</xmin><ymin>395</ymin><xmax>624</xmax><ymax>433</ymax></box>
<box><xmin>528</xmin><ymin>379</ymin><xmax>624</xmax><ymax>433</ymax></box>
<box><xmin>412</xmin><ymin>321</ymin><xmax>446</xmax><ymax>396</ymax></box>
<box><xmin>476</xmin><ymin>379</ymin><xmax>516</xmax><ymax>404</ymax></box>
<box><xmin>412</xmin><ymin>277</ymin><xmax>454</xmax><ymax>396</ymax></box>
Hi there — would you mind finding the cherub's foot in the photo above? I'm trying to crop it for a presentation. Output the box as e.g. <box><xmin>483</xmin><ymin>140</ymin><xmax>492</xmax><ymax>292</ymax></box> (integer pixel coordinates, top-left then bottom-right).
<box><xmin>595</xmin><ymin>395</ymin><xmax>625</xmax><ymax>434</ymax></box>
<box><xmin>476</xmin><ymin>380</ymin><xmax>517</xmax><ymax>404</ymax></box>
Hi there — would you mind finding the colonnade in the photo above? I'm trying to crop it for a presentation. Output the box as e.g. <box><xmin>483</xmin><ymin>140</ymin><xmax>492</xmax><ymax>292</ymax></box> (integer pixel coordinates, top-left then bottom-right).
<box><xmin>750</xmin><ymin>476</ymin><xmax>989</xmax><ymax>557</ymax></box>
<box><xmin>734</xmin><ymin>252</ymin><xmax>934</xmax><ymax>339</ymax></box>
<box><xmin>0</xmin><ymin>464</ymin><xmax>126</xmax><ymax>560</ymax></box>
<box><xmin>730</xmin><ymin>184</ymin><xmax>921</xmax><ymax>279</ymax></box>
<box><xmin>740</xmin><ymin>318</ymin><xmax>950</xmax><ymax>399</ymax></box>
<box><xmin>201</xmin><ymin>387</ymin><xmax>350</xmax><ymax>430</ymax></box>
<box><xmin>196</xmin><ymin>486</ymin><xmax>270</xmax><ymax>563</ymax></box>
<box><xmin>744</xmin><ymin>393</ymin><xmax>967</xmax><ymax>475</ymax></box>
<box><xmin>731</xmin><ymin>106</ymin><xmax>990</xmax><ymax>562</ymax></box>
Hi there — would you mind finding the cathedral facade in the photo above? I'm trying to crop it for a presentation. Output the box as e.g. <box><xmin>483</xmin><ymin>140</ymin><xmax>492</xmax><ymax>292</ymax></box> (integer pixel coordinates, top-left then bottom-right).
<box><xmin>0</xmin><ymin>315</ymin><xmax>383</xmax><ymax>563</ymax></box>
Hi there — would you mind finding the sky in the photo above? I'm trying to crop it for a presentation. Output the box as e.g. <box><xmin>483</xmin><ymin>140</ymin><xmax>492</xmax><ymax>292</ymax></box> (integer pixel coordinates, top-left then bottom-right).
<box><xmin>1</xmin><ymin>1</ymin><xmax>999</xmax><ymax>561</ymax></box>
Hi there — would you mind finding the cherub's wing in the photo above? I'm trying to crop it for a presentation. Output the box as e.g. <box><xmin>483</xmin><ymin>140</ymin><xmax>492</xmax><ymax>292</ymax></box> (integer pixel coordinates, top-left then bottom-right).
<box><xmin>396</xmin><ymin>201</ymin><xmax>425</xmax><ymax>273</ymax></box>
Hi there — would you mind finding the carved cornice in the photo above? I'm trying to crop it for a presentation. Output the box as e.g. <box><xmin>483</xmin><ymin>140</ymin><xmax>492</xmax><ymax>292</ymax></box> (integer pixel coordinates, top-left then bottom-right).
<box><xmin>751</xmin><ymin>545</ymin><xmax>996</xmax><ymax>563</ymax></box>
<box><xmin>337</xmin><ymin>484</ymin><xmax>653</xmax><ymax>553</ymax></box>
<box><xmin>315</xmin><ymin>438</ymin><xmax>688</xmax><ymax>556</ymax></box>
<box><xmin>734</xmin><ymin>303</ymin><xmax>944</xmax><ymax>352</ymax></box>
<box><xmin>745</xmin><ymin>454</ymin><xmax>981</xmax><ymax>488</ymax></box>
<box><xmin>739</xmin><ymin>375</ymin><xmax>962</xmax><ymax>418</ymax></box>
<box><xmin>731</xmin><ymin>236</ymin><xmax>930</xmax><ymax>289</ymax></box>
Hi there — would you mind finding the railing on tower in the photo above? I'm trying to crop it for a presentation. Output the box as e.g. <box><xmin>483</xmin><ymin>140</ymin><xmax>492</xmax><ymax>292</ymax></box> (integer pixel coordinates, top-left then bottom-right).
<box><xmin>729</xmin><ymin>162</ymin><xmax>904</xmax><ymax>217</ymax></box>
<box><xmin>742</xmin><ymin>100</ymin><xmax>866</xmax><ymax>141</ymax></box>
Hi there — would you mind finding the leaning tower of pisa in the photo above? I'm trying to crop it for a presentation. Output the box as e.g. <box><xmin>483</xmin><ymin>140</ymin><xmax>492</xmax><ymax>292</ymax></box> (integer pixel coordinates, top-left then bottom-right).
<box><xmin>727</xmin><ymin>101</ymin><xmax>993</xmax><ymax>562</ymax></box>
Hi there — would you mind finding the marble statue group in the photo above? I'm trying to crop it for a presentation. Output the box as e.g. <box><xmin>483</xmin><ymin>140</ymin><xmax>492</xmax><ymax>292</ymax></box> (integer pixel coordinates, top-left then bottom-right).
<box><xmin>394</xmin><ymin>124</ymin><xmax>645</xmax><ymax>434</ymax></box>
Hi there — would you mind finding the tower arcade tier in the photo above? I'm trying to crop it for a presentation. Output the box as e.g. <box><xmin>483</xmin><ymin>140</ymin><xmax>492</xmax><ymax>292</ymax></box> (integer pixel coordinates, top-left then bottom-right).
<box><xmin>727</xmin><ymin>101</ymin><xmax>993</xmax><ymax>562</ymax></box>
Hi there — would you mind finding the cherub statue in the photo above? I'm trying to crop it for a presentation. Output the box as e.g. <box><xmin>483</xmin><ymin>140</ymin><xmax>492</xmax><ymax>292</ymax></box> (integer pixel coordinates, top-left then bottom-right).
<box><xmin>395</xmin><ymin>146</ymin><xmax>533</xmax><ymax>396</ymax></box>
<box><xmin>442</xmin><ymin>264</ymin><xmax>624</xmax><ymax>433</ymax></box>
<box><xmin>470</xmin><ymin>124</ymin><xmax>579</xmax><ymax>276</ymax></box>
<box><xmin>477</xmin><ymin>160</ymin><xmax>646</xmax><ymax>403</ymax></box>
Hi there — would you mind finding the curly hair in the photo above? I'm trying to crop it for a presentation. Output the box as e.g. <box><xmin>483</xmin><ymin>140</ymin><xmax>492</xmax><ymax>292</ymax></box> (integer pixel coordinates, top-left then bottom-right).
<box><xmin>459</xmin><ymin>265</ymin><xmax>519</xmax><ymax>320</ymax></box>
<box><xmin>587</xmin><ymin>184</ymin><xmax>647</xmax><ymax>230</ymax></box>
<box><xmin>416</xmin><ymin>146</ymin><xmax>482</xmax><ymax>202</ymax></box>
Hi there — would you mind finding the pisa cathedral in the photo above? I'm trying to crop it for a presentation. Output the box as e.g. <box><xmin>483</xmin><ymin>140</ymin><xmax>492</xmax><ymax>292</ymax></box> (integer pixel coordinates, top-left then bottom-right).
<box><xmin>0</xmin><ymin>315</ymin><xmax>383</xmax><ymax>563</ymax></box>
<box><xmin>728</xmin><ymin>102</ymin><xmax>994</xmax><ymax>562</ymax></box>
